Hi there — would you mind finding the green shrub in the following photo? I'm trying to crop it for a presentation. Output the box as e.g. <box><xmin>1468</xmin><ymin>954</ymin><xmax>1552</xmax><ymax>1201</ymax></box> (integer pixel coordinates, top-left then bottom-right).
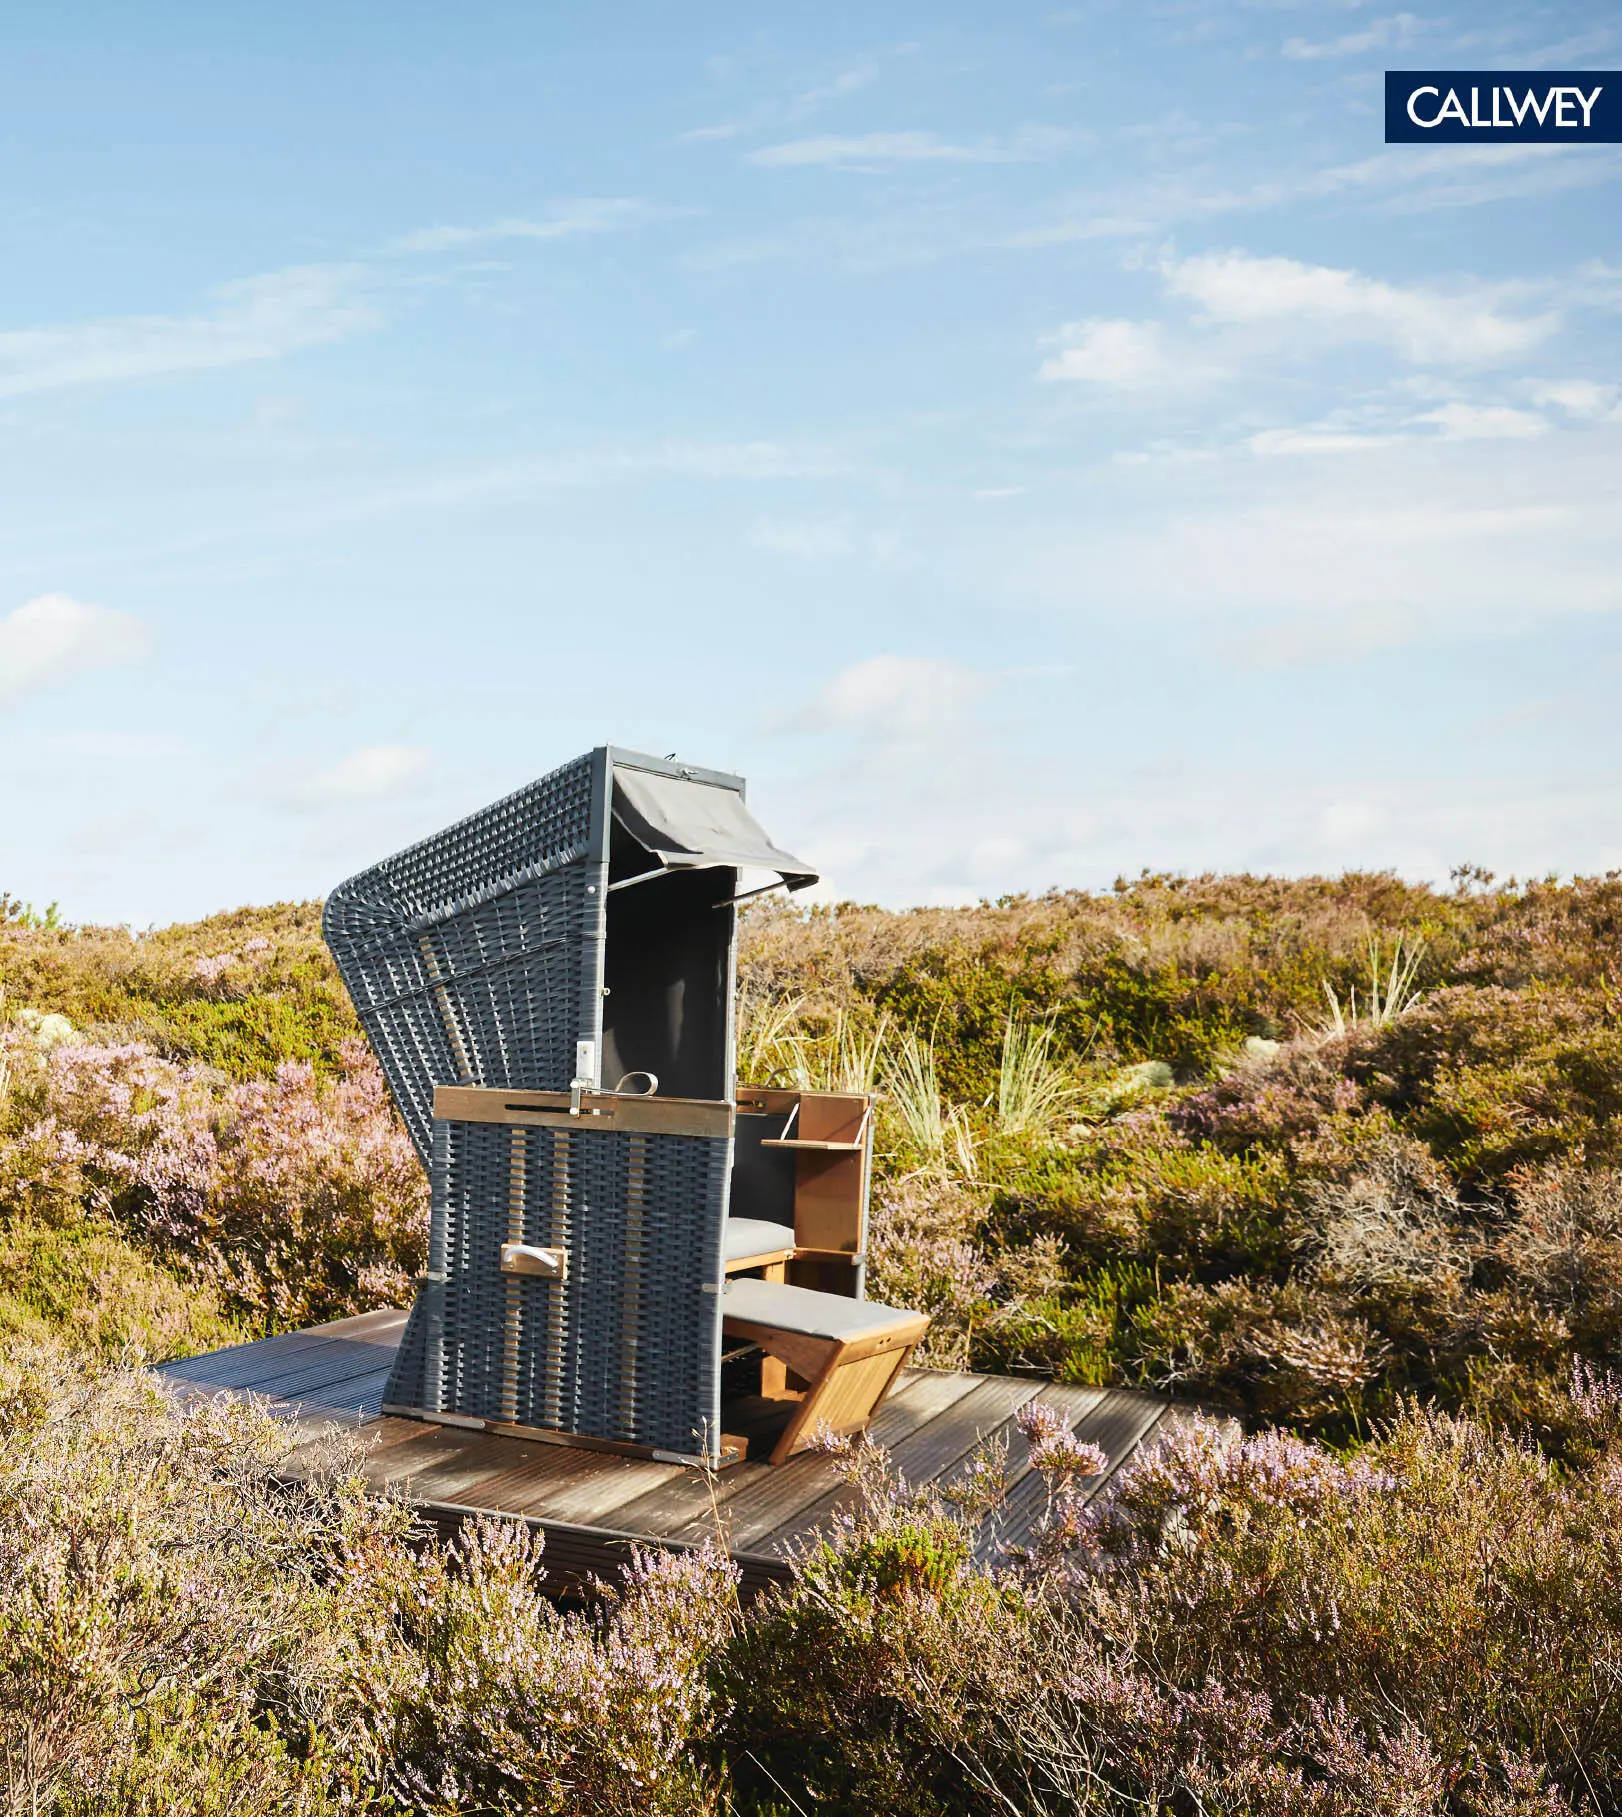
<box><xmin>0</xmin><ymin>1214</ymin><xmax>243</xmax><ymax>1359</ymax></box>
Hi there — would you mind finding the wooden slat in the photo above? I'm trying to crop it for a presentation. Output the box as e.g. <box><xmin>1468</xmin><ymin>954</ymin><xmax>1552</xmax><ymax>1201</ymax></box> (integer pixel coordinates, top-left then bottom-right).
<box><xmin>286</xmin><ymin>1415</ymin><xmax>428</xmax><ymax>1471</ymax></box>
<box><xmin>959</xmin><ymin>1383</ymin><xmax>1105</xmax><ymax>1565</ymax></box>
<box><xmin>1072</xmin><ymin>1392</ymin><xmax>1170</xmax><ymax>1491</ymax></box>
<box><xmin>728</xmin><ymin>1374</ymin><xmax>1038</xmax><ymax>1554</ymax></box>
<box><xmin>240</xmin><ymin>1344</ymin><xmax>410</xmax><ymax>1403</ymax></box>
<box><xmin>159</xmin><ymin>1314</ymin><xmax>407</xmax><ymax>1392</ymax></box>
<box><xmin>422</xmin><ymin>1442</ymin><xmax>615</xmax><ymax>1516</ymax></box>
<box><xmin>160</xmin><ymin>1333</ymin><xmax>355</xmax><ymax>1391</ymax></box>
<box><xmin>757</xmin><ymin>1372</ymin><xmax>1045</xmax><ymax>1555</ymax></box>
<box><xmin>353</xmin><ymin>1423</ymin><xmax>487</xmax><ymax>1482</ymax></box>
<box><xmin>625</xmin><ymin>1369</ymin><xmax>978</xmax><ymax>1545</ymax></box>
<box><xmin>434</xmin><ymin>1085</ymin><xmax>732</xmax><ymax>1139</ymax></box>
<box><xmin>360</xmin><ymin>1431</ymin><xmax>544</xmax><ymax>1503</ymax></box>
<box><xmin>278</xmin><ymin>1367</ymin><xmax>393</xmax><ymax>1427</ymax></box>
<box><xmin>287</xmin><ymin>1307</ymin><xmax>412</xmax><ymax>1342</ymax></box>
<box><xmin>508</xmin><ymin>1456</ymin><xmax>689</xmax><ymax>1525</ymax></box>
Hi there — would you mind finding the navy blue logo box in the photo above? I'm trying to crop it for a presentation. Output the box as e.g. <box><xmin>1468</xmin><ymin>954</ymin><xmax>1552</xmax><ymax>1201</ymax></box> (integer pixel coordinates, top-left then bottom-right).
<box><xmin>1386</xmin><ymin>72</ymin><xmax>1620</xmax><ymax>143</ymax></box>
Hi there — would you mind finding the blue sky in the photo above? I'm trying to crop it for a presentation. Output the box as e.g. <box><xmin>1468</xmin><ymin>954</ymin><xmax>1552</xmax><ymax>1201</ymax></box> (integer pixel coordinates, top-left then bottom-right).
<box><xmin>2</xmin><ymin>1</ymin><xmax>1619</xmax><ymax>925</ymax></box>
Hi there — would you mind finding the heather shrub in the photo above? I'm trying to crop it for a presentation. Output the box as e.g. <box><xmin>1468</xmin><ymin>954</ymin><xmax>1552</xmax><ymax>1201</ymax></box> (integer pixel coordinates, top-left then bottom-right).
<box><xmin>0</xmin><ymin>902</ymin><xmax>359</xmax><ymax>1080</ymax></box>
<box><xmin>0</xmin><ymin>1026</ymin><xmax>426</xmax><ymax>1343</ymax></box>
<box><xmin>0</xmin><ymin>1341</ymin><xmax>395</xmax><ymax>1813</ymax></box>
<box><xmin>715</xmin><ymin>1368</ymin><xmax>1622</xmax><ymax>1814</ymax></box>
<box><xmin>0</xmin><ymin>1214</ymin><xmax>243</xmax><ymax>1359</ymax></box>
<box><xmin>365</xmin><ymin>1522</ymin><xmax>738</xmax><ymax>1815</ymax></box>
<box><xmin>1346</xmin><ymin>986</ymin><xmax>1622</xmax><ymax>1181</ymax></box>
<box><xmin>201</xmin><ymin>1045</ymin><xmax>427</xmax><ymax>1325</ymax></box>
<box><xmin>3</xmin><ymin>1318</ymin><xmax>1621</xmax><ymax>1810</ymax></box>
<box><xmin>0</xmin><ymin>1341</ymin><xmax>740</xmax><ymax>1815</ymax></box>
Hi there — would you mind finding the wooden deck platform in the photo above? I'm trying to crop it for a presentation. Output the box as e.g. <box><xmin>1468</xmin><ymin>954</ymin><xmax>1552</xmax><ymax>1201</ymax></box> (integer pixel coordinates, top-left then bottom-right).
<box><xmin>156</xmin><ymin>1308</ymin><xmax>1186</xmax><ymax>1596</ymax></box>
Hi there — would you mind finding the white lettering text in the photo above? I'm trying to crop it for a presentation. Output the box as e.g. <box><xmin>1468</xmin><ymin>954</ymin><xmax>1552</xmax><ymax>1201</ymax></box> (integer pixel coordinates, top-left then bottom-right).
<box><xmin>1407</xmin><ymin>85</ymin><xmax>1441</xmax><ymax>127</ymax></box>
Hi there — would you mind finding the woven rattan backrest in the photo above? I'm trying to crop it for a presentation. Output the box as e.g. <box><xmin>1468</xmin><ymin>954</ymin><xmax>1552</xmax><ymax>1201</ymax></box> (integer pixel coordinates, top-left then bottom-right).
<box><xmin>322</xmin><ymin>751</ymin><xmax>608</xmax><ymax>1164</ymax></box>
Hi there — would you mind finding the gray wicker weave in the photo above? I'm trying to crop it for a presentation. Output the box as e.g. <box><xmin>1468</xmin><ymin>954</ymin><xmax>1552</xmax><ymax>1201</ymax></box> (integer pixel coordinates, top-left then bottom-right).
<box><xmin>322</xmin><ymin>750</ymin><xmax>603</xmax><ymax>1166</ymax></box>
<box><xmin>323</xmin><ymin>746</ymin><xmax>814</xmax><ymax>1465</ymax></box>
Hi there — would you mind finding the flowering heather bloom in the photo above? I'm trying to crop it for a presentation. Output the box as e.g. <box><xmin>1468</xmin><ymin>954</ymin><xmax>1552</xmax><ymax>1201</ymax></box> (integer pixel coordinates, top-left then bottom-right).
<box><xmin>0</xmin><ymin>1032</ymin><xmax>425</xmax><ymax>1328</ymax></box>
<box><xmin>1015</xmin><ymin>1399</ymin><xmax>1109</xmax><ymax>1481</ymax></box>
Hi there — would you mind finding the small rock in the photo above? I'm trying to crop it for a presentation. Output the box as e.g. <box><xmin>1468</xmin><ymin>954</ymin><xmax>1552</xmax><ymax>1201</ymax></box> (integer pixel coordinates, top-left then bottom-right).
<box><xmin>14</xmin><ymin>1008</ymin><xmax>77</xmax><ymax>1048</ymax></box>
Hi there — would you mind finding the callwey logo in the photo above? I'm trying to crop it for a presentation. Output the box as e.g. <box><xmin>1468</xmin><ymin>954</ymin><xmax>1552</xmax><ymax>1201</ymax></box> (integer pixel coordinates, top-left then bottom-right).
<box><xmin>1385</xmin><ymin>71</ymin><xmax>1619</xmax><ymax>143</ymax></box>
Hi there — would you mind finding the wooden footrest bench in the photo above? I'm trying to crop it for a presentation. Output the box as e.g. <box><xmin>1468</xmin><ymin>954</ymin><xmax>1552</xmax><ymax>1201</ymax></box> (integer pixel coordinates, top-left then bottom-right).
<box><xmin>721</xmin><ymin>1278</ymin><xmax>931</xmax><ymax>1465</ymax></box>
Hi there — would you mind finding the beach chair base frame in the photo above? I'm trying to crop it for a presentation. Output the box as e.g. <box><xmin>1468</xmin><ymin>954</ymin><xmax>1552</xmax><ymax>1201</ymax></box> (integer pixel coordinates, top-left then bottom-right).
<box><xmin>720</xmin><ymin>1309</ymin><xmax>931</xmax><ymax>1465</ymax></box>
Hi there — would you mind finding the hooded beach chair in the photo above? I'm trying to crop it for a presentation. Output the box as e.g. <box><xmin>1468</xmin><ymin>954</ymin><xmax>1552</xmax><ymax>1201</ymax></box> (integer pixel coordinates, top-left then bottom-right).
<box><xmin>323</xmin><ymin>746</ymin><xmax>928</xmax><ymax>1467</ymax></box>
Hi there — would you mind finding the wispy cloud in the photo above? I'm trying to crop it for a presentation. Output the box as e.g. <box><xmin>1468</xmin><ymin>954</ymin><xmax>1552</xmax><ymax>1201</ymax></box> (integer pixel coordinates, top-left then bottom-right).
<box><xmin>1415</xmin><ymin>401</ymin><xmax>1548</xmax><ymax>440</ymax></box>
<box><xmin>386</xmin><ymin>198</ymin><xmax>676</xmax><ymax>254</ymax></box>
<box><xmin>1531</xmin><ymin>378</ymin><xmax>1622</xmax><ymax>419</ymax></box>
<box><xmin>0</xmin><ymin>265</ymin><xmax>379</xmax><ymax>400</ymax></box>
<box><xmin>999</xmin><ymin>142</ymin><xmax>1622</xmax><ymax>250</ymax></box>
<box><xmin>1248</xmin><ymin>427</ymin><xmax>1403</xmax><ymax>457</ymax></box>
<box><xmin>748</xmin><ymin>127</ymin><xmax>1077</xmax><ymax>171</ymax></box>
<box><xmin>279</xmin><ymin>745</ymin><xmax>432</xmax><ymax>810</ymax></box>
<box><xmin>752</xmin><ymin>515</ymin><xmax>857</xmax><ymax>559</ymax></box>
<box><xmin>1165</xmin><ymin>250</ymin><xmax>1555</xmax><ymax>363</ymax></box>
<box><xmin>772</xmin><ymin>654</ymin><xmax>986</xmax><ymax>742</ymax></box>
<box><xmin>0</xmin><ymin>593</ymin><xmax>152</xmax><ymax>706</ymax></box>
<box><xmin>685</xmin><ymin>58</ymin><xmax>882</xmax><ymax>142</ymax></box>
<box><xmin>1282</xmin><ymin>13</ymin><xmax>1421</xmax><ymax>60</ymax></box>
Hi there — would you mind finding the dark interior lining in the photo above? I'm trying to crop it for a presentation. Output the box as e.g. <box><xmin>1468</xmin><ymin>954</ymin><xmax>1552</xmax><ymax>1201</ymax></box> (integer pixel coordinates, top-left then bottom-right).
<box><xmin>602</xmin><ymin>816</ymin><xmax>735</xmax><ymax>1100</ymax></box>
<box><xmin>729</xmin><ymin>1111</ymin><xmax>797</xmax><ymax>1228</ymax></box>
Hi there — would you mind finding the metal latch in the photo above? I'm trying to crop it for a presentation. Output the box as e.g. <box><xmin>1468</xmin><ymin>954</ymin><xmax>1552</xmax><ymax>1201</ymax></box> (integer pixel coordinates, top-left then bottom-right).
<box><xmin>569</xmin><ymin>1039</ymin><xmax>597</xmax><ymax>1115</ymax></box>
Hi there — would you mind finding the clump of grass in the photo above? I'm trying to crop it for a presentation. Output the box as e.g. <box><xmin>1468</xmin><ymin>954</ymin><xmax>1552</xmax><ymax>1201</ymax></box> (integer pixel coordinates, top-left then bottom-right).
<box><xmin>1317</xmin><ymin>933</ymin><xmax>1427</xmax><ymax>1037</ymax></box>
<box><xmin>878</xmin><ymin>1025</ymin><xmax>979</xmax><ymax>1178</ymax></box>
<box><xmin>825</xmin><ymin>1005</ymin><xmax>889</xmax><ymax>1094</ymax></box>
<box><xmin>737</xmin><ymin>994</ymin><xmax>890</xmax><ymax>1095</ymax></box>
<box><xmin>736</xmin><ymin>989</ymin><xmax>814</xmax><ymax>1088</ymax></box>
<box><xmin>994</xmin><ymin>1012</ymin><xmax>1083</xmax><ymax>1138</ymax></box>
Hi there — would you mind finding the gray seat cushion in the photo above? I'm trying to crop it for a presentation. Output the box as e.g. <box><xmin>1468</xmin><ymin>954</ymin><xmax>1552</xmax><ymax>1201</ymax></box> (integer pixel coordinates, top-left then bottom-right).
<box><xmin>722</xmin><ymin>1277</ymin><xmax>923</xmax><ymax>1342</ymax></box>
<box><xmin>723</xmin><ymin>1218</ymin><xmax>797</xmax><ymax>1263</ymax></box>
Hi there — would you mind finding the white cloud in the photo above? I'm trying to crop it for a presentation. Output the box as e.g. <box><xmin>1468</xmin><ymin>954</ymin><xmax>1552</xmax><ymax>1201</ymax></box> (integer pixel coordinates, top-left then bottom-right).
<box><xmin>752</xmin><ymin>515</ymin><xmax>856</xmax><ymax>559</ymax></box>
<box><xmin>682</xmin><ymin>54</ymin><xmax>886</xmax><ymax>142</ymax></box>
<box><xmin>0</xmin><ymin>594</ymin><xmax>152</xmax><ymax>706</ymax></box>
<box><xmin>1532</xmin><ymin>379</ymin><xmax>1621</xmax><ymax>418</ymax></box>
<box><xmin>774</xmin><ymin>655</ymin><xmax>986</xmax><ymax>740</ymax></box>
<box><xmin>283</xmin><ymin>745</ymin><xmax>432</xmax><ymax>809</ymax></box>
<box><xmin>1039</xmin><ymin>318</ymin><xmax>1169</xmax><ymax>385</ymax></box>
<box><xmin>748</xmin><ymin>128</ymin><xmax>1073</xmax><ymax>170</ymax></box>
<box><xmin>1006</xmin><ymin>428</ymin><xmax>1622</xmax><ymax>654</ymax></box>
<box><xmin>0</xmin><ymin>266</ymin><xmax>379</xmax><ymax>399</ymax></box>
<box><xmin>1248</xmin><ymin>427</ymin><xmax>1401</xmax><ymax>456</ymax></box>
<box><xmin>388</xmin><ymin>199</ymin><xmax>669</xmax><ymax>254</ymax></box>
<box><xmin>1282</xmin><ymin>13</ymin><xmax>1420</xmax><ymax>60</ymax></box>
<box><xmin>1164</xmin><ymin>250</ymin><xmax>1552</xmax><ymax>364</ymax></box>
<box><xmin>1416</xmin><ymin>401</ymin><xmax>1548</xmax><ymax>440</ymax></box>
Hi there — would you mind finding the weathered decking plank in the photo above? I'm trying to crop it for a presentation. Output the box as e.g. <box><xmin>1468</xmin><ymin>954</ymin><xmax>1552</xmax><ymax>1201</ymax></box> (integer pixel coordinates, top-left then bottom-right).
<box><xmin>154</xmin><ymin>1311</ymin><xmax>1190</xmax><ymax>1595</ymax></box>
<box><xmin>756</xmin><ymin>1372</ymin><xmax>1057</xmax><ymax>1555</ymax></box>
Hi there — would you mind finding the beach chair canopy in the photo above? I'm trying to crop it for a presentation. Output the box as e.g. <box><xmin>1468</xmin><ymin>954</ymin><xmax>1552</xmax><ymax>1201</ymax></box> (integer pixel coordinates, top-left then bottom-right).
<box><xmin>322</xmin><ymin>746</ymin><xmax>815</xmax><ymax>1165</ymax></box>
<box><xmin>611</xmin><ymin>765</ymin><xmax>817</xmax><ymax>891</ymax></box>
